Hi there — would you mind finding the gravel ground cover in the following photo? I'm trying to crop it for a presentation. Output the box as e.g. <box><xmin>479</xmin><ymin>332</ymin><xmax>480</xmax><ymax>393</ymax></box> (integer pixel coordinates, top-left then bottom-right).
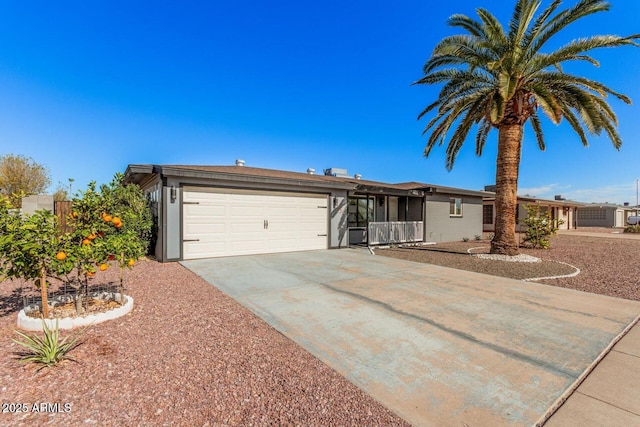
<box><xmin>1</xmin><ymin>233</ymin><xmax>637</xmax><ymax>426</ymax></box>
<box><xmin>377</xmin><ymin>234</ymin><xmax>640</xmax><ymax>301</ymax></box>
<box><xmin>0</xmin><ymin>260</ymin><xmax>408</xmax><ymax>427</ymax></box>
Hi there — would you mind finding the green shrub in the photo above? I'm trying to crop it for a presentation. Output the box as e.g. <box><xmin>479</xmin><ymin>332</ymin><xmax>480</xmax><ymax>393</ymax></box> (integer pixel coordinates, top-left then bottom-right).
<box><xmin>624</xmin><ymin>225</ymin><xmax>640</xmax><ymax>233</ymax></box>
<box><xmin>520</xmin><ymin>204</ymin><xmax>563</xmax><ymax>249</ymax></box>
<box><xmin>13</xmin><ymin>320</ymin><xmax>86</xmax><ymax>370</ymax></box>
<box><xmin>462</xmin><ymin>237</ymin><xmax>469</xmax><ymax>242</ymax></box>
<box><xmin>474</xmin><ymin>234</ymin><xmax>482</xmax><ymax>241</ymax></box>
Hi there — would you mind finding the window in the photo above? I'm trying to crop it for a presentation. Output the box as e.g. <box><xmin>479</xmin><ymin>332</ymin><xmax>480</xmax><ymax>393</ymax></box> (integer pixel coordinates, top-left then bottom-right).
<box><xmin>483</xmin><ymin>204</ymin><xmax>493</xmax><ymax>224</ymax></box>
<box><xmin>449</xmin><ymin>198</ymin><xmax>462</xmax><ymax>217</ymax></box>
<box><xmin>348</xmin><ymin>196</ymin><xmax>374</xmax><ymax>227</ymax></box>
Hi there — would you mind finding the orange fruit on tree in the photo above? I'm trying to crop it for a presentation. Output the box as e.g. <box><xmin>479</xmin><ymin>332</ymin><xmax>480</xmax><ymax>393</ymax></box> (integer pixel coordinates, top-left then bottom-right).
<box><xmin>114</xmin><ymin>221</ymin><xmax>123</xmax><ymax>228</ymax></box>
<box><xmin>88</xmin><ymin>233</ymin><xmax>97</xmax><ymax>240</ymax></box>
<box><xmin>104</xmin><ymin>214</ymin><xmax>113</xmax><ymax>222</ymax></box>
<box><xmin>128</xmin><ymin>259</ymin><xmax>135</xmax><ymax>267</ymax></box>
<box><xmin>87</xmin><ymin>271</ymin><xmax>96</xmax><ymax>277</ymax></box>
<box><xmin>99</xmin><ymin>263</ymin><xmax>108</xmax><ymax>271</ymax></box>
<box><xmin>111</xmin><ymin>216</ymin><xmax>120</xmax><ymax>224</ymax></box>
<box><xmin>82</xmin><ymin>238</ymin><xmax>91</xmax><ymax>246</ymax></box>
<box><xmin>55</xmin><ymin>251</ymin><xmax>67</xmax><ymax>261</ymax></box>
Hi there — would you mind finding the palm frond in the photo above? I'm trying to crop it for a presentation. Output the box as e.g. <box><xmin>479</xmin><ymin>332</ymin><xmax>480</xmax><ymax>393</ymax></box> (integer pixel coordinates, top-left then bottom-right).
<box><xmin>529</xmin><ymin>112</ymin><xmax>546</xmax><ymax>150</ymax></box>
<box><xmin>415</xmin><ymin>0</ymin><xmax>638</xmax><ymax>168</ymax></box>
<box><xmin>526</xmin><ymin>0</ymin><xmax>612</xmax><ymax>60</ymax></box>
<box><xmin>475</xmin><ymin>120</ymin><xmax>492</xmax><ymax>156</ymax></box>
<box><xmin>447</xmin><ymin>14</ymin><xmax>484</xmax><ymax>37</ymax></box>
<box><xmin>559</xmin><ymin>105</ymin><xmax>590</xmax><ymax>147</ymax></box>
<box><xmin>508</xmin><ymin>0</ymin><xmax>540</xmax><ymax>49</ymax></box>
<box><xmin>476</xmin><ymin>8</ymin><xmax>508</xmax><ymax>47</ymax></box>
<box><xmin>535</xmin><ymin>36</ymin><xmax>638</xmax><ymax>71</ymax></box>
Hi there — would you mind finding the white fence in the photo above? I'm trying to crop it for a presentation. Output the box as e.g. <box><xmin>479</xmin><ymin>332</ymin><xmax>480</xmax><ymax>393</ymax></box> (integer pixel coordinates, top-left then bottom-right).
<box><xmin>367</xmin><ymin>221</ymin><xmax>423</xmax><ymax>245</ymax></box>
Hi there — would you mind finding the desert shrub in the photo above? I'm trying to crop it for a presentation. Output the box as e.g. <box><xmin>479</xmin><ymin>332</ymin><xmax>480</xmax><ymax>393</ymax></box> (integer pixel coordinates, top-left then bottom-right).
<box><xmin>520</xmin><ymin>204</ymin><xmax>563</xmax><ymax>249</ymax></box>
<box><xmin>624</xmin><ymin>225</ymin><xmax>640</xmax><ymax>233</ymax></box>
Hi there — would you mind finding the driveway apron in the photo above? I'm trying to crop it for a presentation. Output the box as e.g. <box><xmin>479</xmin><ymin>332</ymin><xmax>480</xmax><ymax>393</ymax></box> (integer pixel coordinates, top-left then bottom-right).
<box><xmin>182</xmin><ymin>249</ymin><xmax>640</xmax><ymax>427</ymax></box>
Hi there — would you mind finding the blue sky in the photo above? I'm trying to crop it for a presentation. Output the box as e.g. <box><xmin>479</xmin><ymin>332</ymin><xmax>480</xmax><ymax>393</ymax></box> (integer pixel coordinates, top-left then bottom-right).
<box><xmin>1</xmin><ymin>0</ymin><xmax>639</xmax><ymax>204</ymax></box>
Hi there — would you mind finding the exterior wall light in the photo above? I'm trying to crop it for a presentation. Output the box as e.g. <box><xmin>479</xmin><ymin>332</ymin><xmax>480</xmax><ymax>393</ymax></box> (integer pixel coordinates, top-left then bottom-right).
<box><xmin>170</xmin><ymin>186</ymin><xmax>177</xmax><ymax>203</ymax></box>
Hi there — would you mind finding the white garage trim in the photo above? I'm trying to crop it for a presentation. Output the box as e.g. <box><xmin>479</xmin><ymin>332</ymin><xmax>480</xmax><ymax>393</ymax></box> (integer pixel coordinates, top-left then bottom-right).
<box><xmin>182</xmin><ymin>187</ymin><xmax>329</xmax><ymax>259</ymax></box>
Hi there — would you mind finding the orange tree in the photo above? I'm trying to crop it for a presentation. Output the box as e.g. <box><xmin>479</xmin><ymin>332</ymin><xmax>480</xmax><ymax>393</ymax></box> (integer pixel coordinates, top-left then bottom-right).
<box><xmin>56</xmin><ymin>176</ymin><xmax>152</xmax><ymax>313</ymax></box>
<box><xmin>0</xmin><ymin>205</ymin><xmax>64</xmax><ymax>318</ymax></box>
<box><xmin>1</xmin><ymin>175</ymin><xmax>151</xmax><ymax>318</ymax></box>
<box><xmin>99</xmin><ymin>173</ymin><xmax>152</xmax><ymax>300</ymax></box>
<box><xmin>54</xmin><ymin>182</ymin><xmax>111</xmax><ymax>314</ymax></box>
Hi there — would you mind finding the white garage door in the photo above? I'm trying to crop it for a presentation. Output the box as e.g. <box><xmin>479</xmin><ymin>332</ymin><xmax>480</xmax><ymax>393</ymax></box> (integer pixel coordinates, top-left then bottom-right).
<box><xmin>182</xmin><ymin>187</ymin><xmax>329</xmax><ymax>259</ymax></box>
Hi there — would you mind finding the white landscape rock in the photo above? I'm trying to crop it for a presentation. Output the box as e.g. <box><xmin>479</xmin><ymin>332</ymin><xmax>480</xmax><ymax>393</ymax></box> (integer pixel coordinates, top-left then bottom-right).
<box><xmin>473</xmin><ymin>253</ymin><xmax>541</xmax><ymax>263</ymax></box>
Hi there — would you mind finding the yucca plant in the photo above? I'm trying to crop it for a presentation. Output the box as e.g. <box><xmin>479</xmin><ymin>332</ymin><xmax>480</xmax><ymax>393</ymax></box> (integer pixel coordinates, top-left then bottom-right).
<box><xmin>13</xmin><ymin>320</ymin><xmax>86</xmax><ymax>370</ymax></box>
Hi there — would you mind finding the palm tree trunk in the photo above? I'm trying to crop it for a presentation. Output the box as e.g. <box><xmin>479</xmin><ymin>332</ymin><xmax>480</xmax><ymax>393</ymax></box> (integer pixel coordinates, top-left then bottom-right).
<box><xmin>491</xmin><ymin>123</ymin><xmax>523</xmax><ymax>255</ymax></box>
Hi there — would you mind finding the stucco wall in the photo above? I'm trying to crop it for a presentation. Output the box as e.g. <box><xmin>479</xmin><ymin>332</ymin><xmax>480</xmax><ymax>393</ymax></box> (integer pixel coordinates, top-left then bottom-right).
<box><xmin>424</xmin><ymin>194</ymin><xmax>483</xmax><ymax>242</ymax></box>
<box><xmin>21</xmin><ymin>195</ymin><xmax>54</xmax><ymax>214</ymax></box>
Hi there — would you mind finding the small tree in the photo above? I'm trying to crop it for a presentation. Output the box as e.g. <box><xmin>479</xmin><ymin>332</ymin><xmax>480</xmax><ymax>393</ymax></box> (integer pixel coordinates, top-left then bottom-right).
<box><xmin>52</xmin><ymin>185</ymin><xmax>69</xmax><ymax>202</ymax></box>
<box><xmin>0</xmin><ymin>154</ymin><xmax>51</xmax><ymax>208</ymax></box>
<box><xmin>520</xmin><ymin>204</ymin><xmax>563</xmax><ymax>249</ymax></box>
<box><xmin>0</xmin><ymin>208</ymin><xmax>63</xmax><ymax>318</ymax></box>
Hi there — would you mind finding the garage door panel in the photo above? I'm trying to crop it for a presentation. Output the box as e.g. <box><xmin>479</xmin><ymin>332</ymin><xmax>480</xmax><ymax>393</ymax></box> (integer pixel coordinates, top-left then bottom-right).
<box><xmin>183</xmin><ymin>188</ymin><xmax>328</xmax><ymax>259</ymax></box>
<box><xmin>184</xmin><ymin>223</ymin><xmax>226</xmax><ymax>235</ymax></box>
<box><xmin>231</xmin><ymin>205</ymin><xmax>263</xmax><ymax>216</ymax></box>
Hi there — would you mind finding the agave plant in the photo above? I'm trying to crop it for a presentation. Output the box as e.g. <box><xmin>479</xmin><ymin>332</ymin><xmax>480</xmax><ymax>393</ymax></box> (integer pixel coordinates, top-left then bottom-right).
<box><xmin>13</xmin><ymin>320</ymin><xmax>86</xmax><ymax>370</ymax></box>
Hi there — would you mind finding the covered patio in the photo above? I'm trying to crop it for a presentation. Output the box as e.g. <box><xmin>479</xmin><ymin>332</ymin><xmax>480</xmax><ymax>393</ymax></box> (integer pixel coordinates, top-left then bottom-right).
<box><xmin>347</xmin><ymin>184</ymin><xmax>425</xmax><ymax>246</ymax></box>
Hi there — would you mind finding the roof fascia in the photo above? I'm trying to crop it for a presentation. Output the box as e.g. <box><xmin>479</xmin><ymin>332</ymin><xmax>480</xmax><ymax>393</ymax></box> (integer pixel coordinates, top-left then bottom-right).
<box><xmin>159</xmin><ymin>166</ymin><xmax>357</xmax><ymax>190</ymax></box>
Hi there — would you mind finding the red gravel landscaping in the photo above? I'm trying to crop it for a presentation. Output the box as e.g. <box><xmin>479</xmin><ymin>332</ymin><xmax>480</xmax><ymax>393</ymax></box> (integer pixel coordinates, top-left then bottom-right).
<box><xmin>378</xmin><ymin>233</ymin><xmax>640</xmax><ymax>302</ymax></box>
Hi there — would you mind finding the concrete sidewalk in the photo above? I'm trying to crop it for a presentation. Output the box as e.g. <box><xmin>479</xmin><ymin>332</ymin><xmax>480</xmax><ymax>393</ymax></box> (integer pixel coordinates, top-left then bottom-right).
<box><xmin>183</xmin><ymin>250</ymin><xmax>640</xmax><ymax>426</ymax></box>
<box><xmin>545</xmin><ymin>321</ymin><xmax>640</xmax><ymax>426</ymax></box>
<box><xmin>558</xmin><ymin>229</ymin><xmax>640</xmax><ymax>240</ymax></box>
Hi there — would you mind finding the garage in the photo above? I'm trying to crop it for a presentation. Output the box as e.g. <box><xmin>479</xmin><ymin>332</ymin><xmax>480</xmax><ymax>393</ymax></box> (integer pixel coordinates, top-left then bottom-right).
<box><xmin>182</xmin><ymin>187</ymin><xmax>329</xmax><ymax>259</ymax></box>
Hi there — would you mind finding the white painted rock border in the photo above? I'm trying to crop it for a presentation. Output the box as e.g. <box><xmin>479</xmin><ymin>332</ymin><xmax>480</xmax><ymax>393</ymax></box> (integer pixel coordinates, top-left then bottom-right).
<box><xmin>17</xmin><ymin>294</ymin><xmax>134</xmax><ymax>331</ymax></box>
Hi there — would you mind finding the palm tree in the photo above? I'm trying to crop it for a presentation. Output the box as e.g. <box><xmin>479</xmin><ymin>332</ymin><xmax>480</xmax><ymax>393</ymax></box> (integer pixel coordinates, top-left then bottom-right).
<box><xmin>414</xmin><ymin>0</ymin><xmax>639</xmax><ymax>255</ymax></box>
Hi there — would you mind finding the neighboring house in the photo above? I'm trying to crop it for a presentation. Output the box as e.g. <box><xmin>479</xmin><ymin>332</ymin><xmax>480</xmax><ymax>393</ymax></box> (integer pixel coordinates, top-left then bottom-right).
<box><xmin>483</xmin><ymin>195</ymin><xmax>583</xmax><ymax>232</ymax></box>
<box><xmin>124</xmin><ymin>163</ymin><xmax>487</xmax><ymax>262</ymax></box>
<box><xmin>577</xmin><ymin>203</ymin><xmax>637</xmax><ymax>228</ymax></box>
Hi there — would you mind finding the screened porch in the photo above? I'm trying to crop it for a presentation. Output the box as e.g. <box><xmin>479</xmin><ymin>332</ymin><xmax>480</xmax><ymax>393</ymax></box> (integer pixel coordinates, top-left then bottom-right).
<box><xmin>348</xmin><ymin>192</ymin><xmax>424</xmax><ymax>245</ymax></box>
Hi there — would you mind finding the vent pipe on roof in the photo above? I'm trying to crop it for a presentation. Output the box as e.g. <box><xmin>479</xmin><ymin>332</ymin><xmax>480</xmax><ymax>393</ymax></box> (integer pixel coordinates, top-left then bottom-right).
<box><xmin>235</xmin><ymin>159</ymin><xmax>245</xmax><ymax>166</ymax></box>
<box><xmin>554</xmin><ymin>195</ymin><xmax>565</xmax><ymax>201</ymax></box>
<box><xmin>354</xmin><ymin>174</ymin><xmax>362</xmax><ymax>180</ymax></box>
<box><xmin>624</xmin><ymin>202</ymin><xmax>630</xmax><ymax>206</ymax></box>
<box><xmin>307</xmin><ymin>168</ymin><xmax>315</xmax><ymax>175</ymax></box>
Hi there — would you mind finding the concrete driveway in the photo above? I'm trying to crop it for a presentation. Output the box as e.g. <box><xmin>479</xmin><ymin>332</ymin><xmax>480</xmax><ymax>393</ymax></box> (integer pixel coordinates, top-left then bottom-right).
<box><xmin>182</xmin><ymin>249</ymin><xmax>640</xmax><ymax>426</ymax></box>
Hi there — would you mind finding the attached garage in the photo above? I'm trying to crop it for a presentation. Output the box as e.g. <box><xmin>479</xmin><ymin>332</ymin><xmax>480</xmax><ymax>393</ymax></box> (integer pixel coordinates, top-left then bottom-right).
<box><xmin>182</xmin><ymin>187</ymin><xmax>328</xmax><ymax>259</ymax></box>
